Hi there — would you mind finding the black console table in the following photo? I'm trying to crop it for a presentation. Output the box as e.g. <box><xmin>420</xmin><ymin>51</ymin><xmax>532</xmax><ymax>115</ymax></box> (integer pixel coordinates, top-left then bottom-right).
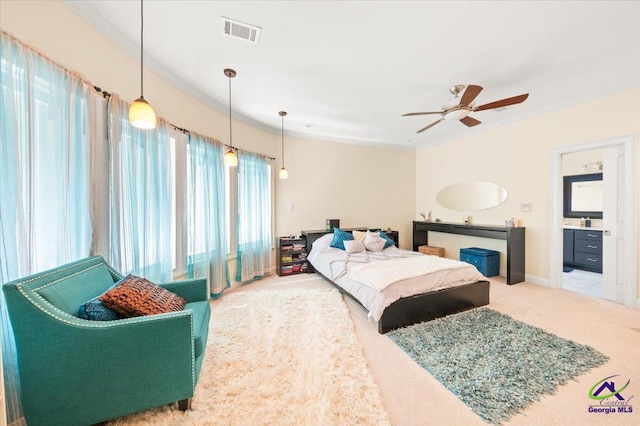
<box><xmin>412</xmin><ymin>221</ymin><xmax>525</xmax><ymax>285</ymax></box>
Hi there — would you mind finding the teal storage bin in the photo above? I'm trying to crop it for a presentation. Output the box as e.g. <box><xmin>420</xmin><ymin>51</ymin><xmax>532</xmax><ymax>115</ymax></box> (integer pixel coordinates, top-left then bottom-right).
<box><xmin>460</xmin><ymin>247</ymin><xmax>500</xmax><ymax>277</ymax></box>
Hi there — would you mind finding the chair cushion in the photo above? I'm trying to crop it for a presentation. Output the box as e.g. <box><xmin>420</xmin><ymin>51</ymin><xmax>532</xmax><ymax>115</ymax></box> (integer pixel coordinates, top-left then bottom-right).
<box><xmin>100</xmin><ymin>275</ymin><xmax>186</xmax><ymax>317</ymax></box>
<box><xmin>38</xmin><ymin>264</ymin><xmax>116</xmax><ymax>315</ymax></box>
<box><xmin>185</xmin><ymin>300</ymin><xmax>211</xmax><ymax>359</ymax></box>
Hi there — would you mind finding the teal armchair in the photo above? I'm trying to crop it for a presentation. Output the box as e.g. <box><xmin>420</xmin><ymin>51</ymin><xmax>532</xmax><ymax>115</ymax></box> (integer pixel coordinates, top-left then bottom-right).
<box><xmin>2</xmin><ymin>256</ymin><xmax>211</xmax><ymax>426</ymax></box>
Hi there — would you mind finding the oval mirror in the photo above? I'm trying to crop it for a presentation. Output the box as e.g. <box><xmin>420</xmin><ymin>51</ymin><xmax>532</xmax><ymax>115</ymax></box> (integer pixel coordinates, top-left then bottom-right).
<box><xmin>436</xmin><ymin>181</ymin><xmax>508</xmax><ymax>211</ymax></box>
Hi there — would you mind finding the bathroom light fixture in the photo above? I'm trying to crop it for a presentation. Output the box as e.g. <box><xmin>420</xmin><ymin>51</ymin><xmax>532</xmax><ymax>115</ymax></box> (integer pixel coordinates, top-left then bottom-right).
<box><xmin>278</xmin><ymin>111</ymin><xmax>288</xmax><ymax>179</ymax></box>
<box><xmin>224</xmin><ymin>68</ymin><xmax>238</xmax><ymax>166</ymax></box>
<box><xmin>129</xmin><ymin>0</ymin><xmax>157</xmax><ymax>129</ymax></box>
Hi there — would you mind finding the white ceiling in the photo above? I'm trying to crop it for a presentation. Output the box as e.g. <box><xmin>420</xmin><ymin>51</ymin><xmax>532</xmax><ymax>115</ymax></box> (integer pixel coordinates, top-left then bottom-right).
<box><xmin>66</xmin><ymin>1</ymin><xmax>640</xmax><ymax>149</ymax></box>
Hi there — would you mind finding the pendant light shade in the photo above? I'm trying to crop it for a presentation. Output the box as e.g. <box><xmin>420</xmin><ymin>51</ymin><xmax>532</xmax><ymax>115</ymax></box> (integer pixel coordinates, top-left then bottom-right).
<box><xmin>224</xmin><ymin>68</ymin><xmax>238</xmax><ymax>167</ymax></box>
<box><xmin>129</xmin><ymin>0</ymin><xmax>156</xmax><ymax>129</ymax></box>
<box><xmin>279</xmin><ymin>111</ymin><xmax>288</xmax><ymax>179</ymax></box>
<box><xmin>129</xmin><ymin>97</ymin><xmax>156</xmax><ymax>129</ymax></box>
<box><xmin>224</xmin><ymin>148</ymin><xmax>238</xmax><ymax>167</ymax></box>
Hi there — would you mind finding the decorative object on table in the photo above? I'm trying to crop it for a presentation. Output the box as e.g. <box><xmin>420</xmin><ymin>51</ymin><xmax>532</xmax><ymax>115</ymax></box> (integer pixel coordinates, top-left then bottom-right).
<box><xmin>505</xmin><ymin>217</ymin><xmax>517</xmax><ymax>227</ymax></box>
<box><xmin>278</xmin><ymin>111</ymin><xmax>288</xmax><ymax>179</ymax></box>
<box><xmin>326</xmin><ymin>219</ymin><xmax>340</xmax><ymax>231</ymax></box>
<box><xmin>427</xmin><ymin>210</ymin><xmax>432</xmax><ymax>221</ymax></box>
<box><xmin>388</xmin><ymin>308</ymin><xmax>608</xmax><ymax>424</ymax></box>
<box><xmin>585</xmin><ymin>217</ymin><xmax>591</xmax><ymax>227</ymax></box>
<box><xmin>418</xmin><ymin>245</ymin><xmax>445</xmax><ymax>257</ymax></box>
<box><xmin>128</xmin><ymin>0</ymin><xmax>156</xmax><ymax>129</ymax></box>
<box><xmin>463</xmin><ymin>215</ymin><xmax>471</xmax><ymax>225</ymax></box>
<box><xmin>419</xmin><ymin>211</ymin><xmax>426</xmax><ymax>220</ymax></box>
<box><xmin>223</xmin><ymin>68</ymin><xmax>238</xmax><ymax>166</ymax></box>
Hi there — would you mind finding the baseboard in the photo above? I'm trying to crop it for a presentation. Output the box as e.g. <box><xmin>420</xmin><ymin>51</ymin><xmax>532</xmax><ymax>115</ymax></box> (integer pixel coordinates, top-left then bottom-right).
<box><xmin>524</xmin><ymin>274</ymin><xmax>550</xmax><ymax>287</ymax></box>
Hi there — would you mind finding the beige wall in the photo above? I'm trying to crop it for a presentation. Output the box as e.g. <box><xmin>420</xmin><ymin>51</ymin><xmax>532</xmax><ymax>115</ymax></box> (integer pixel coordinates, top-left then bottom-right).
<box><xmin>416</xmin><ymin>87</ymin><xmax>640</xmax><ymax>295</ymax></box>
<box><xmin>276</xmin><ymin>136</ymin><xmax>416</xmax><ymax>248</ymax></box>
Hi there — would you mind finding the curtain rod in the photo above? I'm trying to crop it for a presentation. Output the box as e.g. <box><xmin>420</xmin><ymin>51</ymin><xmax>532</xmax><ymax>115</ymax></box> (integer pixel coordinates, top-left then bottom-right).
<box><xmin>93</xmin><ymin>86</ymin><xmax>275</xmax><ymax>161</ymax></box>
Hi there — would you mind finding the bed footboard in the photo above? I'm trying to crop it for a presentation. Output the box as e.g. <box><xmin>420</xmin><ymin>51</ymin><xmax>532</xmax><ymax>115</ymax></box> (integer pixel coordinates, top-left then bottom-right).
<box><xmin>378</xmin><ymin>280</ymin><xmax>490</xmax><ymax>333</ymax></box>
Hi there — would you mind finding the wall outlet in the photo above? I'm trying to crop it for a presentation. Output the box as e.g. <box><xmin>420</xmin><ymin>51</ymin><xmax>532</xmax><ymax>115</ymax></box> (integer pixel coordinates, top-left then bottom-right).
<box><xmin>521</xmin><ymin>203</ymin><xmax>532</xmax><ymax>212</ymax></box>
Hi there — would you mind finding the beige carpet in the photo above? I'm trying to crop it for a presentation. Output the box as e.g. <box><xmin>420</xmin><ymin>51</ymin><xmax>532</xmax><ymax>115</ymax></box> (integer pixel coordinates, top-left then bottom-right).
<box><xmin>111</xmin><ymin>287</ymin><xmax>390</xmax><ymax>425</ymax></box>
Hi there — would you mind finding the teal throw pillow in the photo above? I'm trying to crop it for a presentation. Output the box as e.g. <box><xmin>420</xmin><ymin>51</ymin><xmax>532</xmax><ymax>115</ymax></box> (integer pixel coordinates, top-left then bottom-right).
<box><xmin>330</xmin><ymin>228</ymin><xmax>354</xmax><ymax>250</ymax></box>
<box><xmin>78</xmin><ymin>278</ymin><xmax>125</xmax><ymax>321</ymax></box>
<box><xmin>377</xmin><ymin>231</ymin><xmax>395</xmax><ymax>249</ymax></box>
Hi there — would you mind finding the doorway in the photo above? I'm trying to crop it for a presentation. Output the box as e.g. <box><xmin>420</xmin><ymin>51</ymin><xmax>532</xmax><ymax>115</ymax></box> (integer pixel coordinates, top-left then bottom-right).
<box><xmin>560</xmin><ymin>149</ymin><xmax>604</xmax><ymax>298</ymax></box>
<box><xmin>549</xmin><ymin>135</ymin><xmax>637</xmax><ymax>307</ymax></box>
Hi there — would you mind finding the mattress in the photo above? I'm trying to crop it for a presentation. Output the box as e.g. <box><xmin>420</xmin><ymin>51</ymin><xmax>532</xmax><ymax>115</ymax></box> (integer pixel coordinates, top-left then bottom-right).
<box><xmin>308</xmin><ymin>234</ymin><xmax>486</xmax><ymax>322</ymax></box>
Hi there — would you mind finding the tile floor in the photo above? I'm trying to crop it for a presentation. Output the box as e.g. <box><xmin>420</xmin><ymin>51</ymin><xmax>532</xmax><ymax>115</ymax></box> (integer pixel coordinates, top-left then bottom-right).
<box><xmin>562</xmin><ymin>268</ymin><xmax>603</xmax><ymax>298</ymax></box>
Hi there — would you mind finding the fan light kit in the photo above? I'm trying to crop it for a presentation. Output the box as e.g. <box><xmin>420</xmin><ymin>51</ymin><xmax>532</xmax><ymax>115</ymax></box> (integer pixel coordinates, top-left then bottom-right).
<box><xmin>403</xmin><ymin>84</ymin><xmax>529</xmax><ymax>133</ymax></box>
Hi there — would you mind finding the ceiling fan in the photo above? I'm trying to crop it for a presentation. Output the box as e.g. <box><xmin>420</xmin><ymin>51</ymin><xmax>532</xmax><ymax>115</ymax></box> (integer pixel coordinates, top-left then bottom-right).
<box><xmin>402</xmin><ymin>84</ymin><xmax>529</xmax><ymax>133</ymax></box>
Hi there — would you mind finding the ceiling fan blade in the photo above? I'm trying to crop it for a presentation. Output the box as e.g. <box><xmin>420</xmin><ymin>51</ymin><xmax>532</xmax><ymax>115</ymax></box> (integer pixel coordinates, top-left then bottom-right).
<box><xmin>417</xmin><ymin>119</ymin><xmax>443</xmax><ymax>133</ymax></box>
<box><xmin>474</xmin><ymin>93</ymin><xmax>529</xmax><ymax>112</ymax></box>
<box><xmin>402</xmin><ymin>111</ymin><xmax>442</xmax><ymax>117</ymax></box>
<box><xmin>459</xmin><ymin>85</ymin><xmax>483</xmax><ymax>107</ymax></box>
<box><xmin>460</xmin><ymin>116</ymin><xmax>481</xmax><ymax>127</ymax></box>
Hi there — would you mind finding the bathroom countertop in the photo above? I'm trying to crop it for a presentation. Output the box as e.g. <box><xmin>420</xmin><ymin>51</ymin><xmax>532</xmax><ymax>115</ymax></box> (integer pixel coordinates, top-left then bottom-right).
<box><xmin>563</xmin><ymin>225</ymin><xmax>602</xmax><ymax>230</ymax></box>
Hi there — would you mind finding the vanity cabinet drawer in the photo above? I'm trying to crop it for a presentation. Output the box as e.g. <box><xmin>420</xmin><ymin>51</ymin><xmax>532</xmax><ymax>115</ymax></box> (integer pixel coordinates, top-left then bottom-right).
<box><xmin>574</xmin><ymin>239</ymin><xmax>602</xmax><ymax>254</ymax></box>
<box><xmin>574</xmin><ymin>252</ymin><xmax>602</xmax><ymax>269</ymax></box>
<box><xmin>574</xmin><ymin>230</ymin><xmax>602</xmax><ymax>242</ymax></box>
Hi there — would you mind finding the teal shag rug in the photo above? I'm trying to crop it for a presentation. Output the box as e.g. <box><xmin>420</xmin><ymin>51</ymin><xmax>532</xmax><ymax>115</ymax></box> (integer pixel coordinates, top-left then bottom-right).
<box><xmin>388</xmin><ymin>308</ymin><xmax>608</xmax><ymax>424</ymax></box>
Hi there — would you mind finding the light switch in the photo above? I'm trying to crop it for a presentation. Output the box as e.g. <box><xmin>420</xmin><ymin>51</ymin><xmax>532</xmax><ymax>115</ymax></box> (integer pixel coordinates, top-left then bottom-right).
<box><xmin>521</xmin><ymin>203</ymin><xmax>532</xmax><ymax>212</ymax></box>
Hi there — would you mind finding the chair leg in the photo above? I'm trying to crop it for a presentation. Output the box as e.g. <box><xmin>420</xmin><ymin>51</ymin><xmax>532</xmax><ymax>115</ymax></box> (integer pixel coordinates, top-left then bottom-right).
<box><xmin>178</xmin><ymin>398</ymin><xmax>192</xmax><ymax>411</ymax></box>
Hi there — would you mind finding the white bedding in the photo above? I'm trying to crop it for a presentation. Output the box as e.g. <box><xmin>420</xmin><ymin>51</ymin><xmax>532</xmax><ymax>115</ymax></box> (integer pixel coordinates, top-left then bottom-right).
<box><xmin>307</xmin><ymin>234</ymin><xmax>486</xmax><ymax>322</ymax></box>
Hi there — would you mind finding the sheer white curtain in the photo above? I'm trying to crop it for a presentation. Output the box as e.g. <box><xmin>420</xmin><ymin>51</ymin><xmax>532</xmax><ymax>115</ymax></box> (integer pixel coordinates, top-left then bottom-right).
<box><xmin>186</xmin><ymin>134</ymin><xmax>229</xmax><ymax>296</ymax></box>
<box><xmin>235</xmin><ymin>151</ymin><xmax>272</xmax><ymax>282</ymax></box>
<box><xmin>0</xmin><ymin>30</ymin><xmax>93</xmax><ymax>425</ymax></box>
<box><xmin>106</xmin><ymin>95</ymin><xmax>173</xmax><ymax>282</ymax></box>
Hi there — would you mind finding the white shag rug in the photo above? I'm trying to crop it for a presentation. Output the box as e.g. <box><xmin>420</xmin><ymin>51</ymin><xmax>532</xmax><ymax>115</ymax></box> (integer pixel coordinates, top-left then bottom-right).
<box><xmin>111</xmin><ymin>288</ymin><xmax>390</xmax><ymax>425</ymax></box>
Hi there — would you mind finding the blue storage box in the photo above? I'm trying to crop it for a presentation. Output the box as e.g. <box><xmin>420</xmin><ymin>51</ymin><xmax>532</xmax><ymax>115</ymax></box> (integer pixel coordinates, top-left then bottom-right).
<box><xmin>460</xmin><ymin>247</ymin><xmax>500</xmax><ymax>277</ymax></box>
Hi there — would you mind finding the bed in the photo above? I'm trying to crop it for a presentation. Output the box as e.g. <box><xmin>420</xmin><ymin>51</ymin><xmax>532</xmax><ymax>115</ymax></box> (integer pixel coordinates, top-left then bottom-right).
<box><xmin>307</xmin><ymin>232</ymin><xmax>490</xmax><ymax>333</ymax></box>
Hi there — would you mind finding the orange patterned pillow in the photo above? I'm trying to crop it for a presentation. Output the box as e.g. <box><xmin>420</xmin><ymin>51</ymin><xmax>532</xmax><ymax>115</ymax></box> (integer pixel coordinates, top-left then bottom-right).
<box><xmin>100</xmin><ymin>275</ymin><xmax>186</xmax><ymax>317</ymax></box>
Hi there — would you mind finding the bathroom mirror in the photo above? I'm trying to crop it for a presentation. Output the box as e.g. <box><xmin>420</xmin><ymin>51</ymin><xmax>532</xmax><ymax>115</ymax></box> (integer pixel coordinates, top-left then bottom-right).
<box><xmin>436</xmin><ymin>181</ymin><xmax>508</xmax><ymax>212</ymax></box>
<box><xmin>563</xmin><ymin>173</ymin><xmax>603</xmax><ymax>219</ymax></box>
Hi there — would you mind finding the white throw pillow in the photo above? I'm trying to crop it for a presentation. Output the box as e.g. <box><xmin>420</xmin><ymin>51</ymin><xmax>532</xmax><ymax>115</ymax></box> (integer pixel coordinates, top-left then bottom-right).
<box><xmin>363</xmin><ymin>232</ymin><xmax>385</xmax><ymax>252</ymax></box>
<box><xmin>344</xmin><ymin>239</ymin><xmax>366</xmax><ymax>254</ymax></box>
<box><xmin>351</xmin><ymin>230</ymin><xmax>367</xmax><ymax>242</ymax></box>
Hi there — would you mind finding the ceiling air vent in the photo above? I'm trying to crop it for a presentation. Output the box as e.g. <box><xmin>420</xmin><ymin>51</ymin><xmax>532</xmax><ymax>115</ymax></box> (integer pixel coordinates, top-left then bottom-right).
<box><xmin>222</xmin><ymin>17</ymin><xmax>261</xmax><ymax>44</ymax></box>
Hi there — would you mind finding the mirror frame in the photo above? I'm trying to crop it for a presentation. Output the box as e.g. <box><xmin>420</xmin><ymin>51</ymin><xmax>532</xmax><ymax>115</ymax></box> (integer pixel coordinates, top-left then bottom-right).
<box><xmin>563</xmin><ymin>173</ymin><xmax>603</xmax><ymax>219</ymax></box>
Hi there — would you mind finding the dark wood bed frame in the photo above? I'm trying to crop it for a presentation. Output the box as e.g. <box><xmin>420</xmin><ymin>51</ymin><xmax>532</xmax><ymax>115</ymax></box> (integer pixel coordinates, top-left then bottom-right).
<box><xmin>304</xmin><ymin>230</ymin><xmax>490</xmax><ymax>333</ymax></box>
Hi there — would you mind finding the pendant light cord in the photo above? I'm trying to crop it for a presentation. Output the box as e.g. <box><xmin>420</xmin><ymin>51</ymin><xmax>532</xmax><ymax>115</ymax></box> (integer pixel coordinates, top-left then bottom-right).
<box><xmin>140</xmin><ymin>0</ymin><xmax>144</xmax><ymax>99</ymax></box>
<box><xmin>281</xmin><ymin>114</ymin><xmax>285</xmax><ymax>167</ymax></box>
<box><xmin>228</xmin><ymin>75</ymin><xmax>233</xmax><ymax>149</ymax></box>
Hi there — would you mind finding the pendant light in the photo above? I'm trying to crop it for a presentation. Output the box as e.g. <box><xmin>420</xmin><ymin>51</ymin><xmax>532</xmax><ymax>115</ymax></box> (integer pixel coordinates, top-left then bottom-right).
<box><xmin>129</xmin><ymin>0</ymin><xmax>157</xmax><ymax>129</ymax></box>
<box><xmin>224</xmin><ymin>68</ymin><xmax>238</xmax><ymax>167</ymax></box>
<box><xmin>278</xmin><ymin>111</ymin><xmax>288</xmax><ymax>179</ymax></box>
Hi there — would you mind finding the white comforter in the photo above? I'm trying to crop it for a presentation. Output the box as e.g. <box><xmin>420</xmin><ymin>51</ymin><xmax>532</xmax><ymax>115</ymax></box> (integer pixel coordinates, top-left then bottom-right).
<box><xmin>308</xmin><ymin>235</ymin><xmax>486</xmax><ymax>322</ymax></box>
<box><xmin>348</xmin><ymin>255</ymin><xmax>475</xmax><ymax>291</ymax></box>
